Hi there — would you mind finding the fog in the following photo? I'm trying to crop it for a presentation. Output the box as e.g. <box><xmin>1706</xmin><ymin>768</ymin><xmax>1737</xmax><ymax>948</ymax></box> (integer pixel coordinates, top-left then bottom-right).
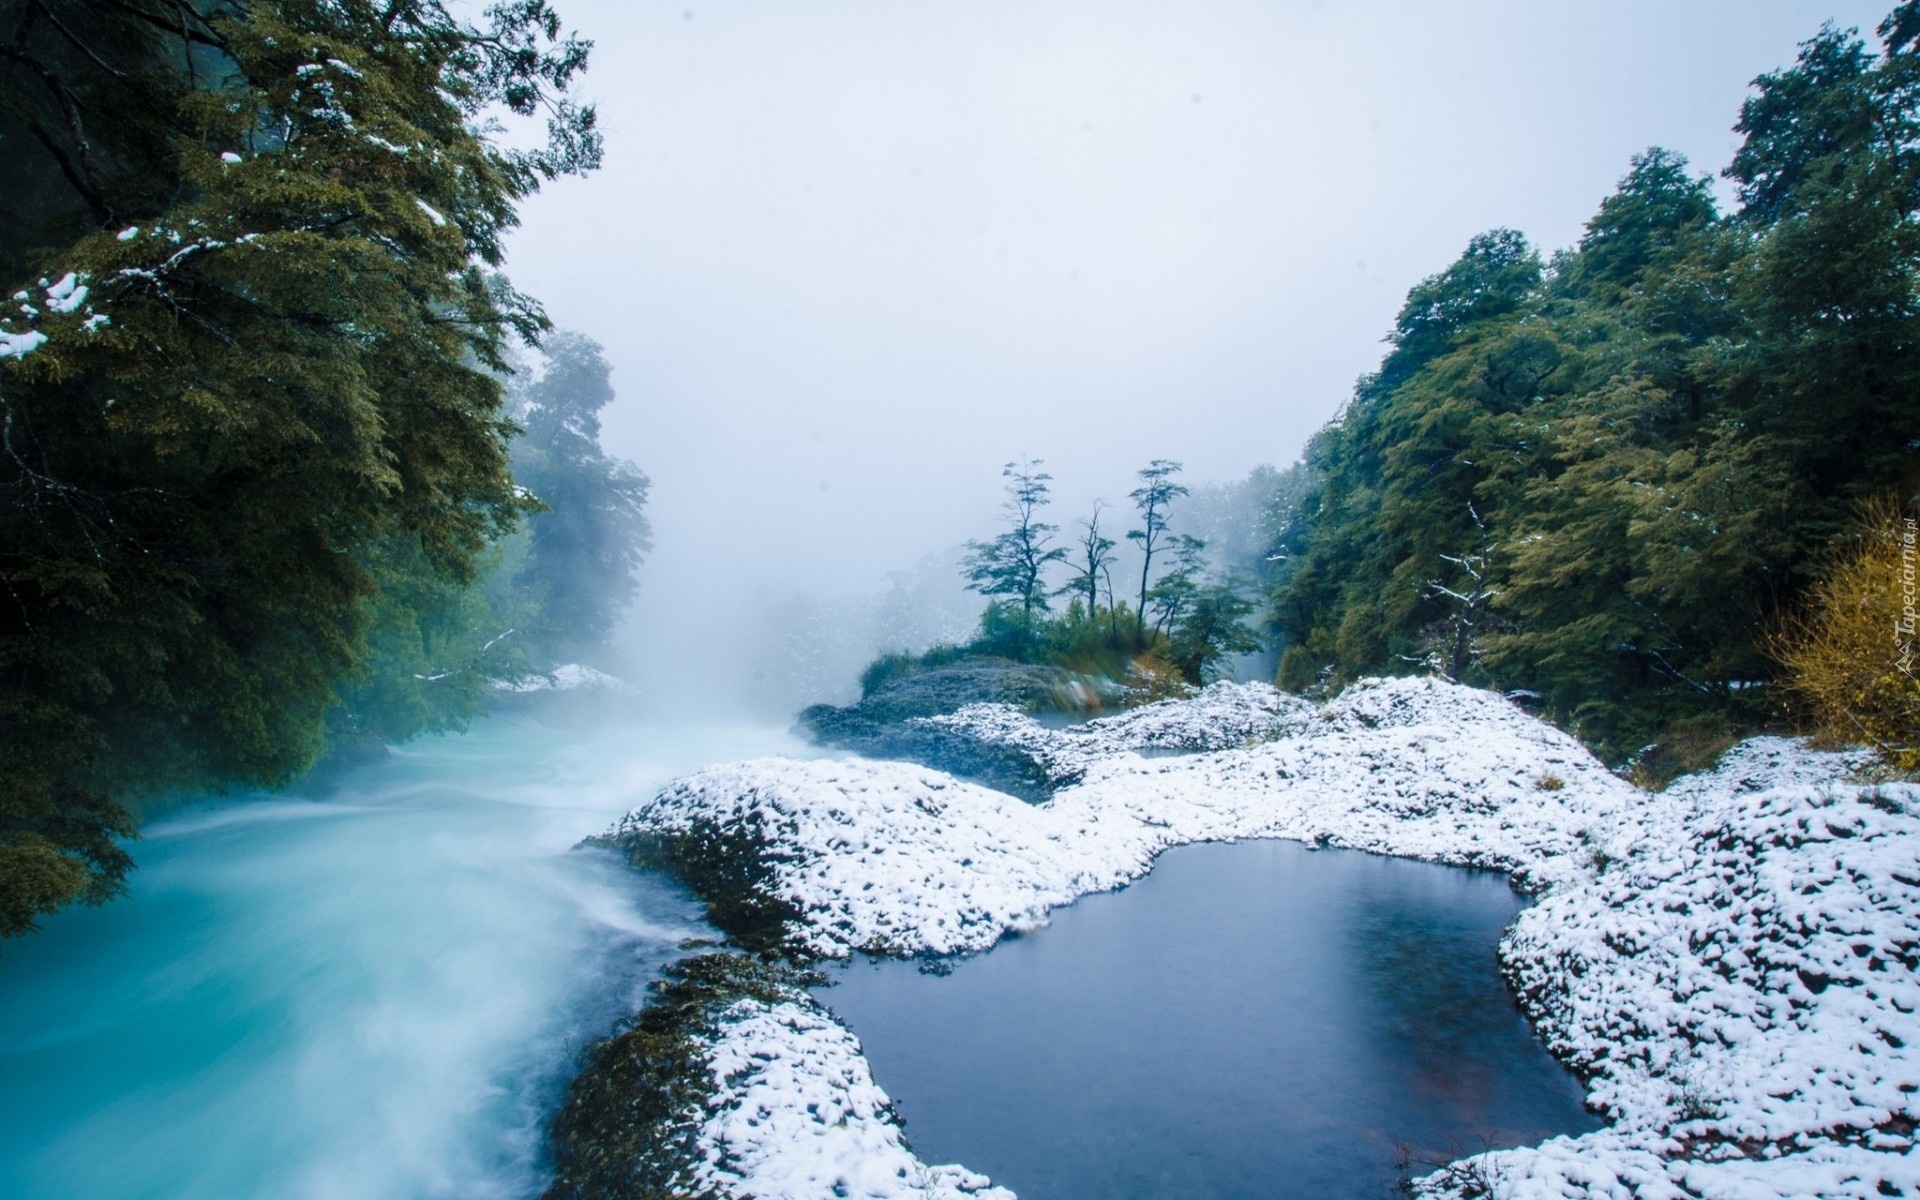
<box><xmin>501</xmin><ymin>0</ymin><xmax>1888</xmax><ymax>713</ymax></box>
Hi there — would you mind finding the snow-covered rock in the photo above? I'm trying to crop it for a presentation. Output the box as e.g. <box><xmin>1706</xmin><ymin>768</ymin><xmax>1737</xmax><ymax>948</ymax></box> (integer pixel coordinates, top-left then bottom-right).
<box><xmin>1471</xmin><ymin>739</ymin><xmax>1920</xmax><ymax>1200</ymax></box>
<box><xmin>908</xmin><ymin>679</ymin><xmax>1314</xmax><ymax>786</ymax></box>
<box><xmin>604</xmin><ymin>677</ymin><xmax>1920</xmax><ymax>1200</ymax></box>
<box><xmin>697</xmin><ymin>998</ymin><xmax>1012</xmax><ymax>1200</ymax></box>
<box><xmin>612</xmin><ymin>677</ymin><xmax>1635</xmax><ymax>963</ymax></box>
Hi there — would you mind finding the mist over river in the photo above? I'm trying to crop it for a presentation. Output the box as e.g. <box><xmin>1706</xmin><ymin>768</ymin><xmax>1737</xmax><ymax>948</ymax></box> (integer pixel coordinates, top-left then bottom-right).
<box><xmin>0</xmin><ymin>713</ymin><xmax>807</xmax><ymax>1200</ymax></box>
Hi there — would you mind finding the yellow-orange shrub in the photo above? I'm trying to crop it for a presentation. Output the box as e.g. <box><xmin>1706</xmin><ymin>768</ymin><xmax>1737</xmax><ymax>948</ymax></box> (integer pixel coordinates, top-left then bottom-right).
<box><xmin>1773</xmin><ymin>497</ymin><xmax>1920</xmax><ymax>774</ymax></box>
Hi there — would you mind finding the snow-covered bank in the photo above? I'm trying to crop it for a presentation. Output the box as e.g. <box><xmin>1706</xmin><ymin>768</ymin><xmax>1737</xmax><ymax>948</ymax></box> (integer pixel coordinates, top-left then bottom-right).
<box><xmin>696</xmin><ymin>997</ymin><xmax>1012</xmax><ymax>1200</ymax></box>
<box><xmin>1478</xmin><ymin>738</ymin><xmax>1920</xmax><ymax>1200</ymax></box>
<box><xmin>597</xmin><ymin>677</ymin><xmax>1920</xmax><ymax>1199</ymax></box>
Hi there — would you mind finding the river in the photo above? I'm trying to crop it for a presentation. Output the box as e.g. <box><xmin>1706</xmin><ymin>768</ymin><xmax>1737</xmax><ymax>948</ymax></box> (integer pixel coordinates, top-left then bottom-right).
<box><xmin>0</xmin><ymin>713</ymin><xmax>802</xmax><ymax>1200</ymax></box>
<box><xmin>0</xmin><ymin>716</ymin><xmax>1595</xmax><ymax>1200</ymax></box>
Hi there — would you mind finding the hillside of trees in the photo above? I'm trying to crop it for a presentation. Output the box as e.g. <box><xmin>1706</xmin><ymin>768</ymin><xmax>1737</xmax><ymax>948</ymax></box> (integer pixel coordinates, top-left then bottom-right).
<box><xmin>1261</xmin><ymin>11</ymin><xmax>1920</xmax><ymax>775</ymax></box>
<box><xmin>0</xmin><ymin>2</ymin><xmax>644</xmax><ymax>935</ymax></box>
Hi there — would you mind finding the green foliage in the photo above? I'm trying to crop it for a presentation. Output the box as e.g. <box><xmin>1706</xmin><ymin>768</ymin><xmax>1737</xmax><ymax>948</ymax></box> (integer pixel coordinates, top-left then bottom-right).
<box><xmin>1167</xmin><ymin>579</ymin><xmax>1263</xmax><ymax>684</ymax></box>
<box><xmin>1275</xmin><ymin>645</ymin><xmax>1321</xmax><ymax>694</ymax></box>
<box><xmin>962</xmin><ymin>460</ymin><xmax>1068</xmax><ymax>658</ymax></box>
<box><xmin>0</xmin><ymin>2</ymin><xmax>599</xmax><ymax>931</ymax></box>
<box><xmin>1127</xmin><ymin>459</ymin><xmax>1190</xmax><ymax>643</ymax></box>
<box><xmin>509</xmin><ymin>332</ymin><xmax>652</xmax><ymax>655</ymax></box>
<box><xmin>322</xmin><ymin>534</ymin><xmax>539</xmax><ymax>762</ymax></box>
<box><xmin>1267</xmin><ymin>8</ymin><xmax>1920</xmax><ymax>763</ymax></box>
<box><xmin>867</xmin><ymin>458</ymin><xmax>1264</xmax><ymax>698</ymax></box>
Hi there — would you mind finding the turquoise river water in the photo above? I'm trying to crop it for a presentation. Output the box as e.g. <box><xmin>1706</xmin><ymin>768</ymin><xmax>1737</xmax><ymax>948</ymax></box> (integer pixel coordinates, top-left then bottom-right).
<box><xmin>0</xmin><ymin>715</ymin><xmax>1595</xmax><ymax>1199</ymax></box>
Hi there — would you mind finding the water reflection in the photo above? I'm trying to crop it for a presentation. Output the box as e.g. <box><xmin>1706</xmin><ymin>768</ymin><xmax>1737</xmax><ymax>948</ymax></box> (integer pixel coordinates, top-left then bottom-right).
<box><xmin>815</xmin><ymin>839</ymin><xmax>1596</xmax><ymax>1200</ymax></box>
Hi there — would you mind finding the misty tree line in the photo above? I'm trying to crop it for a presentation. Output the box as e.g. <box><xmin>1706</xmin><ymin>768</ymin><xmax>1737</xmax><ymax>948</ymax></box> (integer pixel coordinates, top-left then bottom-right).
<box><xmin>326</xmin><ymin>333</ymin><xmax>651</xmax><ymax>763</ymax></box>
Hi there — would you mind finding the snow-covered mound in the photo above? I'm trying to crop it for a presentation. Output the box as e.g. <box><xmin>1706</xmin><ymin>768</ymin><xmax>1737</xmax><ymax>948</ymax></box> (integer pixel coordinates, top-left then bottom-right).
<box><xmin>608</xmin><ymin>676</ymin><xmax>1635</xmax><ymax>959</ymax></box>
<box><xmin>1461</xmin><ymin>739</ymin><xmax>1920</xmax><ymax>1200</ymax></box>
<box><xmin>909</xmin><ymin>679</ymin><xmax>1313</xmax><ymax>785</ymax></box>
<box><xmin>604</xmin><ymin>677</ymin><xmax>1920</xmax><ymax>1200</ymax></box>
<box><xmin>615</xmin><ymin>756</ymin><xmax>1129</xmax><ymax>958</ymax></box>
<box><xmin>697</xmin><ymin>998</ymin><xmax>1012</xmax><ymax>1200</ymax></box>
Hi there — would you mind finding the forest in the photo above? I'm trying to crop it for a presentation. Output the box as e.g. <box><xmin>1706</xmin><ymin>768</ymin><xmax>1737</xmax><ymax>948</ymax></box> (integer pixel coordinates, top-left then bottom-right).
<box><xmin>0</xmin><ymin>1</ymin><xmax>648</xmax><ymax>935</ymax></box>
<box><xmin>853</xmin><ymin>14</ymin><xmax>1919</xmax><ymax>789</ymax></box>
<box><xmin>1237</xmin><ymin>15</ymin><xmax>1920</xmax><ymax>777</ymax></box>
<box><xmin>3</xmin><ymin>0</ymin><xmax>1916</xmax><ymax>940</ymax></box>
<box><xmin>4</xmin><ymin>5</ymin><xmax>1920</xmax><ymax>1200</ymax></box>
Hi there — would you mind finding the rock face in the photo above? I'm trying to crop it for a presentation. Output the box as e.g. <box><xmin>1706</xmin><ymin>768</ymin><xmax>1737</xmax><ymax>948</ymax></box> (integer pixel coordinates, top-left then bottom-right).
<box><xmin>796</xmin><ymin>660</ymin><xmax>1308</xmax><ymax>800</ymax></box>
<box><xmin>795</xmin><ymin>659</ymin><xmax>1092</xmax><ymax>801</ymax></box>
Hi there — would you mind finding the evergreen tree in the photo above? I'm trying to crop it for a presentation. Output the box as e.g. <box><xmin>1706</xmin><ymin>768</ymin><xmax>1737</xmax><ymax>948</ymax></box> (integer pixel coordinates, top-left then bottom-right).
<box><xmin>509</xmin><ymin>332</ymin><xmax>652</xmax><ymax>655</ymax></box>
<box><xmin>1266</xmin><ymin>7</ymin><xmax>1920</xmax><ymax>760</ymax></box>
<box><xmin>1167</xmin><ymin>579</ymin><xmax>1263</xmax><ymax>685</ymax></box>
<box><xmin>0</xmin><ymin>1</ymin><xmax>599</xmax><ymax>933</ymax></box>
<box><xmin>962</xmin><ymin>460</ymin><xmax>1067</xmax><ymax>658</ymax></box>
<box><xmin>1127</xmin><ymin>459</ymin><xmax>1188</xmax><ymax>644</ymax></box>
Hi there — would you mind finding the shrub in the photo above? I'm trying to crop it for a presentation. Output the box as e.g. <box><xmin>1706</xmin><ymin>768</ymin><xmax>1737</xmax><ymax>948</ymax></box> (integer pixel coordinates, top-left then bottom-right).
<box><xmin>1773</xmin><ymin>496</ymin><xmax>1920</xmax><ymax>775</ymax></box>
<box><xmin>1276</xmin><ymin>644</ymin><xmax>1322</xmax><ymax>693</ymax></box>
<box><xmin>1628</xmin><ymin>713</ymin><xmax>1740</xmax><ymax>791</ymax></box>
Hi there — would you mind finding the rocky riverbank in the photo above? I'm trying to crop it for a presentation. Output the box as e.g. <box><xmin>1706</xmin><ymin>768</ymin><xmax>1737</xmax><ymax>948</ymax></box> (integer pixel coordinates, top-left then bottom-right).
<box><xmin>551</xmin><ymin>677</ymin><xmax>1918</xmax><ymax>1200</ymax></box>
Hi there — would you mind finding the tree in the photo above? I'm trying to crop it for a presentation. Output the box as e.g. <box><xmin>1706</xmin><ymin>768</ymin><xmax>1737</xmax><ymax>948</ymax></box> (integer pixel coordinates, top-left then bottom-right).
<box><xmin>1560</xmin><ymin>148</ymin><xmax>1718</xmax><ymax>301</ymax></box>
<box><xmin>1059</xmin><ymin>501</ymin><xmax>1117</xmax><ymax>640</ymax></box>
<box><xmin>1423</xmin><ymin>502</ymin><xmax>1501</xmax><ymax>684</ymax></box>
<box><xmin>1377</xmin><ymin>228</ymin><xmax>1541</xmax><ymax>392</ymax></box>
<box><xmin>1727</xmin><ymin>22</ymin><xmax>1880</xmax><ymax>226</ymax></box>
<box><xmin>1145</xmin><ymin>534</ymin><xmax>1206</xmax><ymax>638</ymax></box>
<box><xmin>962</xmin><ymin>460</ymin><xmax>1067</xmax><ymax>657</ymax></box>
<box><xmin>1127</xmin><ymin>460</ymin><xmax>1188</xmax><ymax>644</ymax></box>
<box><xmin>1168</xmin><ymin>579</ymin><xmax>1263</xmax><ymax>684</ymax></box>
<box><xmin>0</xmin><ymin>1</ymin><xmax>599</xmax><ymax>934</ymax></box>
<box><xmin>509</xmin><ymin>332</ymin><xmax>652</xmax><ymax>655</ymax></box>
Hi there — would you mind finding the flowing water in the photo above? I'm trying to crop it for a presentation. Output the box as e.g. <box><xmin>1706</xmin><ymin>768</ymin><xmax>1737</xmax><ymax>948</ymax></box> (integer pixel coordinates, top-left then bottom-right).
<box><xmin>815</xmin><ymin>838</ymin><xmax>1599</xmax><ymax>1200</ymax></box>
<box><xmin>0</xmin><ymin>711</ymin><xmax>806</xmax><ymax>1200</ymax></box>
<box><xmin>2</xmin><ymin>714</ymin><xmax>1596</xmax><ymax>1200</ymax></box>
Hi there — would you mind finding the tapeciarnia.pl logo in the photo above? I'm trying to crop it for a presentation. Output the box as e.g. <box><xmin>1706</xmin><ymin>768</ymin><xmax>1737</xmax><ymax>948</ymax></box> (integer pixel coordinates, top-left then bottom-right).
<box><xmin>1898</xmin><ymin>516</ymin><xmax>1917</xmax><ymax>678</ymax></box>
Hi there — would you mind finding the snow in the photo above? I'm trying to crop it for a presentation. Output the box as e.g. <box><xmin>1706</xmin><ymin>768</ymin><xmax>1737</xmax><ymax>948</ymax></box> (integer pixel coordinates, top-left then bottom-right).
<box><xmin>604</xmin><ymin>677</ymin><xmax>1920</xmax><ymax>1199</ymax></box>
<box><xmin>415</xmin><ymin>199</ymin><xmax>447</xmax><ymax>226</ymax></box>
<box><xmin>492</xmin><ymin>662</ymin><xmax>623</xmax><ymax>693</ymax></box>
<box><xmin>697</xmin><ymin>999</ymin><xmax>1012</xmax><ymax>1200</ymax></box>
<box><xmin>44</xmin><ymin>273</ymin><xmax>87</xmax><ymax>313</ymax></box>
<box><xmin>220</xmin><ymin>152</ymin><xmax>242</xmax><ymax>165</ymax></box>
<box><xmin>1477</xmin><ymin>738</ymin><xmax>1920</xmax><ymax>1200</ymax></box>
<box><xmin>909</xmin><ymin>679</ymin><xmax>1313</xmax><ymax>786</ymax></box>
<box><xmin>0</xmin><ymin>330</ymin><xmax>47</xmax><ymax>359</ymax></box>
<box><xmin>0</xmin><ymin>273</ymin><xmax>102</xmax><ymax>360</ymax></box>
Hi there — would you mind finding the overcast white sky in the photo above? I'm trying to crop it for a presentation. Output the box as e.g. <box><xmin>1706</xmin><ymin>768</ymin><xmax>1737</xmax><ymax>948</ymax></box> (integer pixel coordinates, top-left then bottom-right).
<box><xmin>502</xmin><ymin>0</ymin><xmax>1890</xmax><ymax>693</ymax></box>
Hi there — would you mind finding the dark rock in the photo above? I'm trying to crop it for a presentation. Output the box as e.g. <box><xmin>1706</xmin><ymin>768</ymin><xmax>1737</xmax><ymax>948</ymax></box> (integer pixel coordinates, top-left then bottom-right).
<box><xmin>796</xmin><ymin>658</ymin><xmax>1090</xmax><ymax>802</ymax></box>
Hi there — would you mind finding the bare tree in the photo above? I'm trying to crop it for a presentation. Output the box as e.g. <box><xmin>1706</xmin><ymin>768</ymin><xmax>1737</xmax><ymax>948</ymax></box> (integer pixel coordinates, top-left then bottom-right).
<box><xmin>1427</xmin><ymin>502</ymin><xmax>1501</xmax><ymax>682</ymax></box>
<box><xmin>1059</xmin><ymin>500</ymin><xmax>1116</xmax><ymax>634</ymax></box>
